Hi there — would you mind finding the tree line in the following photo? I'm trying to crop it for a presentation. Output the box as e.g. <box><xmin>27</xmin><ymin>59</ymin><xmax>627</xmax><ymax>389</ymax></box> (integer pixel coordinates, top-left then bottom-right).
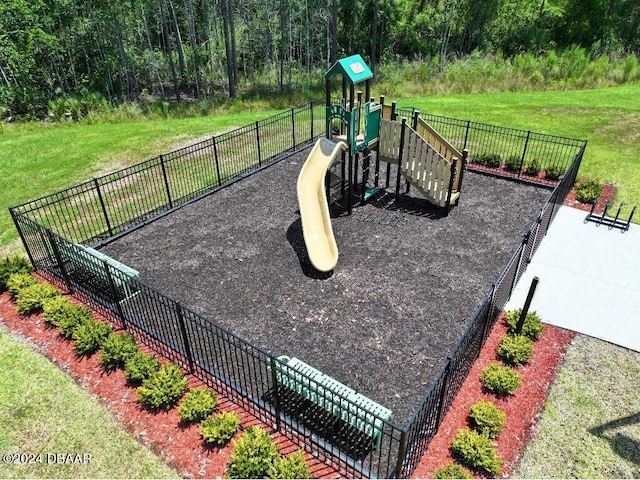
<box><xmin>1</xmin><ymin>0</ymin><xmax>639</xmax><ymax>118</ymax></box>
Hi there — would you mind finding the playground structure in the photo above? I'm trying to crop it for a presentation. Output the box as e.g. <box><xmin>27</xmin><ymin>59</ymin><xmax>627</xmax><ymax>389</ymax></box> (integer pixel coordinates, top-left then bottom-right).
<box><xmin>297</xmin><ymin>54</ymin><xmax>468</xmax><ymax>271</ymax></box>
<box><xmin>10</xmin><ymin>83</ymin><xmax>589</xmax><ymax>478</ymax></box>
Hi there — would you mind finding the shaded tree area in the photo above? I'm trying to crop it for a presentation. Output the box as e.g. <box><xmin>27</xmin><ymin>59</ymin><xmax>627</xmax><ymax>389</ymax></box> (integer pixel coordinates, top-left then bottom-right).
<box><xmin>1</xmin><ymin>0</ymin><xmax>639</xmax><ymax>117</ymax></box>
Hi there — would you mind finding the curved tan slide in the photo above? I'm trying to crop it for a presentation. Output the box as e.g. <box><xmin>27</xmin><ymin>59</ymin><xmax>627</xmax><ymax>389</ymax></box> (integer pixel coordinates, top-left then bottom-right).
<box><xmin>297</xmin><ymin>137</ymin><xmax>348</xmax><ymax>272</ymax></box>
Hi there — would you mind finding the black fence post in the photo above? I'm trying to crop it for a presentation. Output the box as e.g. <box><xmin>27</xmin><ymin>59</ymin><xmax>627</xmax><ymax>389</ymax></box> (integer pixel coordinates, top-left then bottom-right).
<box><xmin>516</xmin><ymin>276</ymin><xmax>539</xmax><ymax>334</ymax></box>
<box><xmin>463</xmin><ymin>120</ymin><xmax>471</xmax><ymax>151</ymax></box>
<box><xmin>518</xmin><ymin>130</ymin><xmax>531</xmax><ymax>177</ymax></box>
<box><xmin>159</xmin><ymin>154</ymin><xmax>173</xmax><ymax>209</ymax></box>
<box><xmin>10</xmin><ymin>209</ymin><xmax>36</xmax><ymax>268</ymax></box>
<box><xmin>310</xmin><ymin>102</ymin><xmax>314</xmax><ymax>139</ymax></box>
<box><xmin>395</xmin><ymin>429</ymin><xmax>408</xmax><ymax>478</ymax></box>
<box><xmin>47</xmin><ymin>230</ymin><xmax>74</xmax><ymax>294</ymax></box>
<box><xmin>269</xmin><ymin>356</ymin><xmax>282</xmax><ymax>432</ymax></box>
<box><xmin>291</xmin><ymin>108</ymin><xmax>296</xmax><ymax>149</ymax></box>
<box><xmin>255</xmin><ymin>122</ymin><xmax>262</xmax><ymax>167</ymax></box>
<box><xmin>175</xmin><ymin>302</ymin><xmax>195</xmax><ymax>373</ymax></box>
<box><xmin>212</xmin><ymin>136</ymin><xmax>222</xmax><ymax>187</ymax></box>
<box><xmin>102</xmin><ymin>260</ymin><xmax>127</xmax><ymax>330</ymax></box>
<box><xmin>483</xmin><ymin>285</ymin><xmax>497</xmax><ymax>342</ymax></box>
<box><xmin>94</xmin><ymin>178</ymin><xmax>113</xmax><ymax>237</ymax></box>
<box><xmin>436</xmin><ymin>357</ymin><xmax>453</xmax><ymax>427</ymax></box>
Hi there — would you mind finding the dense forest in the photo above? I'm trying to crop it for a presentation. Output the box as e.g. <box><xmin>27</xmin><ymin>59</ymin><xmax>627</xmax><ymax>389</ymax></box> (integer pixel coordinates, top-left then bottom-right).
<box><xmin>1</xmin><ymin>0</ymin><xmax>640</xmax><ymax>118</ymax></box>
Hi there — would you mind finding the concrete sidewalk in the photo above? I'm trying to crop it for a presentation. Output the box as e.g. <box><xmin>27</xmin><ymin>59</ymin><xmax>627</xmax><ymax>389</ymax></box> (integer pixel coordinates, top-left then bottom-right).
<box><xmin>505</xmin><ymin>206</ymin><xmax>640</xmax><ymax>353</ymax></box>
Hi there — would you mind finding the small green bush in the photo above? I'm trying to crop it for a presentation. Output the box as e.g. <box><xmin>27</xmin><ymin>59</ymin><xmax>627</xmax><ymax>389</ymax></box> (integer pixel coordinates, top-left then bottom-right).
<box><xmin>137</xmin><ymin>363</ymin><xmax>187</xmax><ymax>410</ymax></box>
<box><xmin>200</xmin><ymin>411</ymin><xmax>240</xmax><ymax>446</ymax></box>
<box><xmin>472</xmin><ymin>152</ymin><xmax>501</xmax><ymax>167</ymax></box>
<box><xmin>524</xmin><ymin>158</ymin><xmax>541</xmax><ymax>176</ymax></box>
<box><xmin>469</xmin><ymin>401</ymin><xmax>506</xmax><ymax>439</ymax></box>
<box><xmin>125</xmin><ymin>351</ymin><xmax>161</xmax><ymax>385</ymax></box>
<box><xmin>433</xmin><ymin>462</ymin><xmax>474</xmax><ymax>479</ymax></box>
<box><xmin>100</xmin><ymin>332</ymin><xmax>139</xmax><ymax>370</ymax></box>
<box><xmin>480</xmin><ymin>362</ymin><xmax>522</xmax><ymax>396</ymax></box>
<box><xmin>178</xmin><ymin>387</ymin><xmax>218</xmax><ymax>423</ymax></box>
<box><xmin>497</xmin><ymin>334</ymin><xmax>534</xmax><ymax>366</ymax></box>
<box><xmin>545</xmin><ymin>163</ymin><xmax>565</xmax><ymax>180</ymax></box>
<box><xmin>504</xmin><ymin>154</ymin><xmax>522</xmax><ymax>172</ymax></box>
<box><xmin>451</xmin><ymin>428</ymin><xmax>502</xmax><ymax>475</ymax></box>
<box><xmin>6</xmin><ymin>273</ymin><xmax>38</xmax><ymax>297</ymax></box>
<box><xmin>58</xmin><ymin>304</ymin><xmax>93</xmax><ymax>339</ymax></box>
<box><xmin>504</xmin><ymin>308</ymin><xmax>544</xmax><ymax>340</ymax></box>
<box><xmin>15</xmin><ymin>282</ymin><xmax>59</xmax><ymax>315</ymax></box>
<box><xmin>0</xmin><ymin>256</ymin><xmax>32</xmax><ymax>292</ymax></box>
<box><xmin>226</xmin><ymin>426</ymin><xmax>279</xmax><ymax>479</ymax></box>
<box><xmin>72</xmin><ymin>319</ymin><xmax>113</xmax><ymax>355</ymax></box>
<box><xmin>42</xmin><ymin>296</ymin><xmax>76</xmax><ymax>326</ymax></box>
<box><xmin>270</xmin><ymin>450</ymin><xmax>313</xmax><ymax>479</ymax></box>
<box><xmin>574</xmin><ymin>177</ymin><xmax>603</xmax><ymax>203</ymax></box>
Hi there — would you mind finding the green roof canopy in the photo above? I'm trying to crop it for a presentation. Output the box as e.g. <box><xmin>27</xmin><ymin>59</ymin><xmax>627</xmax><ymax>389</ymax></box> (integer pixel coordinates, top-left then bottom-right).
<box><xmin>323</xmin><ymin>55</ymin><xmax>373</xmax><ymax>84</ymax></box>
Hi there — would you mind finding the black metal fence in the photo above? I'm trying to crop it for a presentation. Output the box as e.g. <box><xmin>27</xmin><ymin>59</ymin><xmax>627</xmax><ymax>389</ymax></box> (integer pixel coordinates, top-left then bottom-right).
<box><xmin>397</xmin><ymin>107</ymin><xmax>586</xmax><ymax>186</ymax></box>
<box><xmin>9</xmin><ymin>103</ymin><xmax>586</xmax><ymax>478</ymax></box>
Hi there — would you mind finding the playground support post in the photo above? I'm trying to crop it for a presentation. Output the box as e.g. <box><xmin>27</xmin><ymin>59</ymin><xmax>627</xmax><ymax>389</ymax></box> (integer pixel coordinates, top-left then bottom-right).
<box><xmin>395</xmin><ymin>118</ymin><xmax>407</xmax><ymax>202</ymax></box>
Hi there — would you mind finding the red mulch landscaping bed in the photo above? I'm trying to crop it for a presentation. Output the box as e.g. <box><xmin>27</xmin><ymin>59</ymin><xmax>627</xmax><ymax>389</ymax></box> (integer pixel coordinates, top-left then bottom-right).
<box><xmin>564</xmin><ymin>183</ymin><xmax>616</xmax><ymax>213</ymax></box>
<box><xmin>0</xmin><ymin>291</ymin><xmax>338</xmax><ymax>479</ymax></box>
<box><xmin>0</xmin><ymin>287</ymin><xmax>576</xmax><ymax>479</ymax></box>
<box><xmin>410</xmin><ymin>318</ymin><xmax>575</xmax><ymax>478</ymax></box>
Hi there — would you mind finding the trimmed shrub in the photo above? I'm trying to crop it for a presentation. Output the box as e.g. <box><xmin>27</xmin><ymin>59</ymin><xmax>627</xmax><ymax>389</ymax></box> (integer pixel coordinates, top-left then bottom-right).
<box><xmin>471</xmin><ymin>152</ymin><xmax>501</xmax><ymax>167</ymax></box>
<box><xmin>6</xmin><ymin>273</ymin><xmax>37</xmax><ymax>297</ymax></box>
<box><xmin>270</xmin><ymin>450</ymin><xmax>313</xmax><ymax>479</ymax></box>
<box><xmin>124</xmin><ymin>351</ymin><xmax>161</xmax><ymax>385</ymax></box>
<box><xmin>450</xmin><ymin>428</ymin><xmax>502</xmax><ymax>476</ymax></box>
<box><xmin>574</xmin><ymin>177</ymin><xmax>603</xmax><ymax>203</ymax></box>
<box><xmin>433</xmin><ymin>462</ymin><xmax>474</xmax><ymax>479</ymax></box>
<box><xmin>137</xmin><ymin>363</ymin><xmax>187</xmax><ymax>410</ymax></box>
<box><xmin>42</xmin><ymin>296</ymin><xmax>75</xmax><ymax>326</ymax></box>
<box><xmin>524</xmin><ymin>157</ymin><xmax>541</xmax><ymax>176</ymax></box>
<box><xmin>72</xmin><ymin>319</ymin><xmax>113</xmax><ymax>355</ymax></box>
<box><xmin>226</xmin><ymin>426</ymin><xmax>279</xmax><ymax>479</ymax></box>
<box><xmin>0</xmin><ymin>256</ymin><xmax>32</xmax><ymax>292</ymax></box>
<box><xmin>178</xmin><ymin>387</ymin><xmax>218</xmax><ymax>424</ymax></box>
<box><xmin>504</xmin><ymin>308</ymin><xmax>544</xmax><ymax>340</ymax></box>
<box><xmin>100</xmin><ymin>332</ymin><xmax>139</xmax><ymax>370</ymax></box>
<box><xmin>200</xmin><ymin>411</ymin><xmax>240</xmax><ymax>446</ymax></box>
<box><xmin>497</xmin><ymin>334</ymin><xmax>534</xmax><ymax>366</ymax></box>
<box><xmin>469</xmin><ymin>401</ymin><xmax>506</xmax><ymax>439</ymax></box>
<box><xmin>545</xmin><ymin>163</ymin><xmax>565</xmax><ymax>180</ymax></box>
<box><xmin>480</xmin><ymin>362</ymin><xmax>522</xmax><ymax>396</ymax></box>
<box><xmin>504</xmin><ymin>154</ymin><xmax>522</xmax><ymax>172</ymax></box>
<box><xmin>15</xmin><ymin>282</ymin><xmax>59</xmax><ymax>315</ymax></box>
<box><xmin>58</xmin><ymin>304</ymin><xmax>93</xmax><ymax>339</ymax></box>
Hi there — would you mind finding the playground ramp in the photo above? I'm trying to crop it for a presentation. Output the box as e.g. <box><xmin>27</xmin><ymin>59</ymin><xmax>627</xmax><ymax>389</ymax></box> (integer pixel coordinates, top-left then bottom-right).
<box><xmin>297</xmin><ymin>137</ymin><xmax>348</xmax><ymax>272</ymax></box>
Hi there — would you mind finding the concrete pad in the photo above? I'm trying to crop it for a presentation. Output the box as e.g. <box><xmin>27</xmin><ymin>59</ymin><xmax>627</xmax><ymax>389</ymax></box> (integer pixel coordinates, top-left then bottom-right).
<box><xmin>506</xmin><ymin>206</ymin><xmax>640</xmax><ymax>353</ymax></box>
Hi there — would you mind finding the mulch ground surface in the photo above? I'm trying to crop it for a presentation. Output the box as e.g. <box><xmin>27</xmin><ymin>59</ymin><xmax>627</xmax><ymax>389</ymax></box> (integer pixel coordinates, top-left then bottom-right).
<box><xmin>1</xmin><ymin>157</ymin><xmax>603</xmax><ymax>478</ymax></box>
<box><xmin>103</xmin><ymin>149</ymin><xmax>549</xmax><ymax>424</ymax></box>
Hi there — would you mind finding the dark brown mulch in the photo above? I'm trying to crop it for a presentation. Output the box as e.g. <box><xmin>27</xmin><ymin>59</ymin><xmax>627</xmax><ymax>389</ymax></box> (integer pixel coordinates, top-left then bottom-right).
<box><xmin>102</xmin><ymin>149</ymin><xmax>551</xmax><ymax>425</ymax></box>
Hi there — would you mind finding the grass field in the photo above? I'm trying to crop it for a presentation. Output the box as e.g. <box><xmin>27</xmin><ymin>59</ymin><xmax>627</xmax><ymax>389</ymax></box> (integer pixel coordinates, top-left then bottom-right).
<box><xmin>514</xmin><ymin>334</ymin><xmax>640</xmax><ymax>478</ymax></box>
<box><xmin>2</xmin><ymin>84</ymin><xmax>640</xmax><ymax>255</ymax></box>
<box><xmin>0</xmin><ymin>325</ymin><xmax>179</xmax><ymax>479</ymax></box>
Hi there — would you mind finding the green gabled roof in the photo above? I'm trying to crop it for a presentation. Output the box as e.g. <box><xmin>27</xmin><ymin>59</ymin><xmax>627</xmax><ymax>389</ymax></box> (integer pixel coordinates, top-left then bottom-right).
<box><xmin>323</xmin><ymin>55</ymin><xmax>373</xmax><ymax>84</ymax></box>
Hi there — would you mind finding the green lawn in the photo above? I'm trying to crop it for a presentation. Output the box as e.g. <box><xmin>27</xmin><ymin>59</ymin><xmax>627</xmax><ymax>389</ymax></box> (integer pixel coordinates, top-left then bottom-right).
<box><xmin>0</xmin><ymin>110</ymin><xmax>278</xmax><ymax>253</ymax></box>
<box><xmin>514</xmin><ymin>334</ymin><xmax>640</xmax><ymax>478</ymax></box>
<box><xmin>0</xmin><ymin>325</ymin><xmax>179</xmax><ymax>479</ymax></box>
<box><xmin>3</xmin><ymin>85</ymin><xmax>640</xmax><ymax>254</ymax></box>
<box><xmin>404</xmin><ymin>84</ymin><xmax>640</xmax><ymax>210</ymax></box>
